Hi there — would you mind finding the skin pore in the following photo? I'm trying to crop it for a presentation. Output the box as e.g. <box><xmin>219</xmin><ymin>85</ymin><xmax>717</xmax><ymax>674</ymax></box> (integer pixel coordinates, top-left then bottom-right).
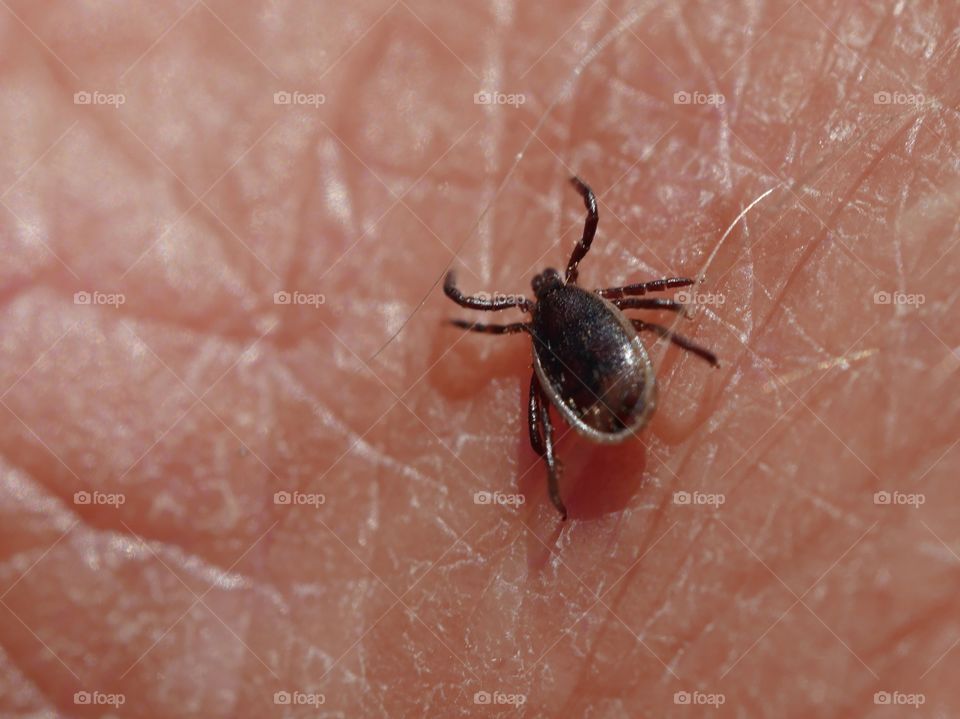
<box><xmin>0</xmin><ymin>1</ymin><xmax>958</xmax><ymax>716</ymax></box>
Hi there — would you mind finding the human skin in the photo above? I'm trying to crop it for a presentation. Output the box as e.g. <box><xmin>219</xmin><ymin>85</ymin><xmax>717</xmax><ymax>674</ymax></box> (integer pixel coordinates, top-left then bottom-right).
<box><xmin>0</xmin><ymin>0</ymin><xmax>958</xmax><ymax>717</ymax></box>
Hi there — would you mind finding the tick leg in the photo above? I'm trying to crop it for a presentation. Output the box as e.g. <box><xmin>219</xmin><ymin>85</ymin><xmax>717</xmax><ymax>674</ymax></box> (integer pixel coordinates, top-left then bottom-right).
<box><xmin>614</xmin><ymin>297</ymin><xmax>686</xmax><ymax>314</ymax></box>
<box><xmin>564</xmin><ymin>176</ymin><xmax>598</xmax><ymax>285</ymax></box>
<box><xmin>528</xmin><ymin>373</ymin><xmax>546</xmax><ymax>455</ymax></box>
<box><xmin>449</xmin><ymin>319</ymin><xmax>529</xmax><ymax>334</ymax></box>
<box><xmin>597</xmin><ymin>277</ymin><xmax>695</xmax><ymax>299</ymax></box>
<box><xmin>631</xmin><ymin>320</ymin><xmax>719</xmax><ymax>367</ymax></box>
<box><xmin>444</xmin><ymin>271</ymin><xmax>532</xmax><ymax>312</ymax></box>
<box><xmin>530</xmin><ymin>372</ymin><xmax>567</xmax><ymax>520</ymax></box>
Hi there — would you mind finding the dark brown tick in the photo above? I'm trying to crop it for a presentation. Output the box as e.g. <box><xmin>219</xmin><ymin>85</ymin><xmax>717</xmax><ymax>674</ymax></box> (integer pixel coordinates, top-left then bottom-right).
<box><xmin>445</xmin><ymin>177</ymin><xmax>718</xmax><ymax>520</ymax></box>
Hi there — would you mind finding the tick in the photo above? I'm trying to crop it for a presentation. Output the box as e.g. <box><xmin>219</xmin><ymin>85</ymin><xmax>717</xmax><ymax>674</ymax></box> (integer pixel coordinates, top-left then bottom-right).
<box><xmin>445</xmin><ymin>176</ymin><xmax>718</xmax><ymax>520</ymax></box>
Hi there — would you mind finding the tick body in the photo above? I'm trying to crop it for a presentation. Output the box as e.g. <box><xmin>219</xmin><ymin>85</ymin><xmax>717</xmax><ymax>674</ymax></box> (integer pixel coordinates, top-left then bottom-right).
<box><xmin>531</xmin><ymin>279</ymin><xmax>656</xmax><ymax>441</ymax></box>
<box><xmin>445</xmin><ymin>177</ymin><xmax>718</xmax><ymax>520</ymax></box>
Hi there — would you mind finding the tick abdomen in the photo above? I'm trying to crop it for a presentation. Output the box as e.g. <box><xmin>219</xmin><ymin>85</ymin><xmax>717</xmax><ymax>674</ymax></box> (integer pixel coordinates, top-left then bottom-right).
<box><xmin>531</xmin><ymin>285</ymin><xmax>647</xmax><ymax>434</ymax></box>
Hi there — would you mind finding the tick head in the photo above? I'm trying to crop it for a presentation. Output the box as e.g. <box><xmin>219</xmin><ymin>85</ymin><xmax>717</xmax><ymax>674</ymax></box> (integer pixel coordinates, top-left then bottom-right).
<box><xmin>532</xmin><ymin>267</ymin><xmax>563</xmax><ymax>298</ymax></box>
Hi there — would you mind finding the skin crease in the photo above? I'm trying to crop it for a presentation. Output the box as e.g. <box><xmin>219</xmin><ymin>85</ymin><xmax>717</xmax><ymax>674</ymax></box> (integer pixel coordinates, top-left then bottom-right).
<box><xmin>0</xmin><ymin>0</ymin><xmax>959</xmax><ymax>717</ymax></box>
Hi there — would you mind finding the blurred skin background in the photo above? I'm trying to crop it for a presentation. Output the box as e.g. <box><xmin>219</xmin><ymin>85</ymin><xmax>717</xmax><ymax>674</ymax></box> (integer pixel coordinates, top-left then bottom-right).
<box><xmin>0</xmin><ymin>1</ymin><xmax>958</xmax><ymax>716</ymax></box>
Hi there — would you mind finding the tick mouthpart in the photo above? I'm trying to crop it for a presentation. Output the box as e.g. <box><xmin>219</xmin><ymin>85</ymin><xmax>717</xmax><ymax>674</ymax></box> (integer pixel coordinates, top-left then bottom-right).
<box><xmin>531</xmin><ymin>267</ymin><xmax>563</xmax><ymax>298</ymax></box>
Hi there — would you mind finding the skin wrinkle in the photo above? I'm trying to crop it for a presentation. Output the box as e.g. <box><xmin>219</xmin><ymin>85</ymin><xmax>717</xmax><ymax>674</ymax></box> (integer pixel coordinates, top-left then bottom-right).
<box><xmin>720</xmin><ymin>371</ymin><xmax>866</xmax><ymax>521</ymax></box>
<box><xmin>273</xmin><ymin>362</ymin><xmax>441</xmax><ymax>501</ymax></box>
<box><xmin>1</xmin><ymin>517</ymin><xmax>278</xmax><ymax>711</ymax></box>
<box><xmin>8</xmin><ymin>473</ymin><xmax>278</xmax><ymax>603</ymax></box>
<box><xmin>584</xmin><ymin>517</ymin><xmax>691</xmax><ymax>660</ymax></box>
<box><xmin>666</xmin><ymin>261</ymin><xmax>812</xmax><ymax>489</ymax></box>
<box><xmin>672</xmin><ymin>8</ymin><xmax>733</xmax><ymax>194</ymax></box>
<box><xmin>277</xmin><ymin>130</ymin><xmax>325</xmax><ymax>300</ymax></box>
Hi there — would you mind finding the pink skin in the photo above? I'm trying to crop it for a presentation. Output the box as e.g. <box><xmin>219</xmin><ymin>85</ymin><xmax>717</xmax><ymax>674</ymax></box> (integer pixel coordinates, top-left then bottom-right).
<box><xmin>0</xmin><ymin>1</ymin><xmax>958</xmax><ymax>717</ymax></box>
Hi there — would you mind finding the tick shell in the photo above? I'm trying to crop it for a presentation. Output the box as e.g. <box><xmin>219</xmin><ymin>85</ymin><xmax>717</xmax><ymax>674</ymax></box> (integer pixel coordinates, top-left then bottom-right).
<box><xmin>531</xmin><ymin>285</ymin><xmax>657</xmax><ymax>444</ymax></box>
